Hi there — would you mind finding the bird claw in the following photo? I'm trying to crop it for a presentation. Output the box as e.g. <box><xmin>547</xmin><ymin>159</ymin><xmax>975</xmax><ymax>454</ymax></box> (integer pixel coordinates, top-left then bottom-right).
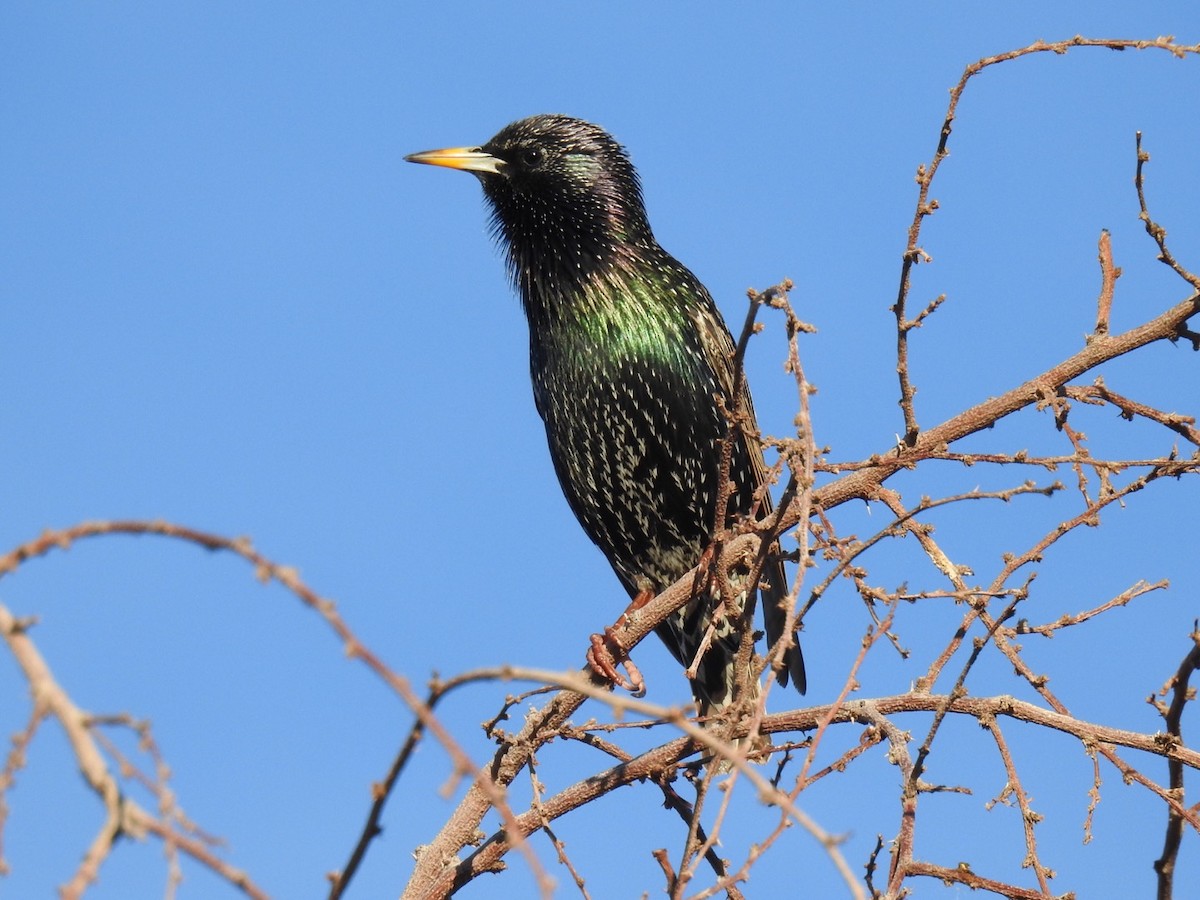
<box><xmin>586</xmin><ymin>626</ymin><xmax>646</xmax><ymax>698</ymax></box>
<box><xmin>585</xmin><ymin>588</ymin><xmax>655</xmax><ymax>696</ymax></box>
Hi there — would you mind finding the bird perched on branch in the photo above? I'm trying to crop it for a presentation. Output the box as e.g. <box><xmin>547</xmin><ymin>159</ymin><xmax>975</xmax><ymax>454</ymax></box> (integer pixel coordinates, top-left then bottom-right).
<box><xmin>406</xmin><ymin>114</ymin><xmax>805</xmax><ymax>719</ymax></box>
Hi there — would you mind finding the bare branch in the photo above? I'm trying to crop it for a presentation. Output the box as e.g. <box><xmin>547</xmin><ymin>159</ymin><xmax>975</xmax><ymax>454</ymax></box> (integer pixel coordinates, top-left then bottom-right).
<box><xmin>1153</xmin><ymin>629</ymin><xmax>1200</xmax><ymax>900</ymax></box>
<box><xmin>0</xmin><ymin>604</ymin><xmax>269</xmax><ymax>899</ymax></box>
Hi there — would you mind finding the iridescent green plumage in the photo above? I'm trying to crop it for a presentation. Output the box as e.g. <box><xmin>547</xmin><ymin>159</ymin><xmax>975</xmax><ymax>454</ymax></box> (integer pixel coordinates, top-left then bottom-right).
<box><xmin>407</xmin><ymin>115</ymin><xmax>805</xmax><ymax>709</ymax></box>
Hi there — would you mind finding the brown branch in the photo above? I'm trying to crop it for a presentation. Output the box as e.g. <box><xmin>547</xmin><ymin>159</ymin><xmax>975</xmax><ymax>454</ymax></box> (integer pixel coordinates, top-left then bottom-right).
<box><xmin>1007</xmin><ymin>580</ymin><xmax>1168</xmax><ymax>637</ymax></box>
<box><xmin>1134</xmin><ymin>130</ymin><xmax>1200</xmax><ymax>295</ymax></box>
<box><xmin>0</xmin><ymin>604</ymin><xmax>269</xmax><ymax>899</ymax></box>
<box><xmin>806</xmin><ymin>282</ymin><xmax>1198</xmax><ymax>527</ymax></box>
<box><xmin>982</xmin><ymin>719</ymin><xmax>1054</xmax><ymax>895</ymax></box>
<box><xmin>441</xmin><ymin>666</ymin><xmax>865</xmax><ymax>896</ymax></box>
<box><xmin>904</xmin><ymin>860</ymin><xmax>1070</xmax><ymax>899</ymax></box>
<box><xmin>1092</xmin><ymin>229</ymin><xmax>1119</xmax><ymax>338</ymax></box>
<box><xmin>886</xmin><ymin>35</ymin><xmax>1198</xmax><ymax>455</ymax></box>
<box><xmin>815</xmin><ymin>451</ymin><xmax>1198</xmax><ymax>474</ymax></box>
<box><xmin>0</xmin><ymin>521</ymin><xmax>551</xmax><ymax>897</ymax></box>
<box><xmin>675</xmin><ymin>767</ymin><xmax>721</xmax><ymax>899</ymax></box>
<box><xmin>555</xmin><ymin>721</ymin><xmax>748</xmax><ymax>888</ymax></box>
<box><xmin>529</xmin><ymin>756</ymin><xmax>591</xmax><ymax>900</ymax></box>
<box><xmin>445</xmin><ymin>673</ymin><xmax>1200</xmax><ymax>897</ymax></box>
<box><xmin>1061</xmin><ymin>384</ymin><xmax>1200</xmax><ymax>448</ymax></box>
<box><xmin>328</xmin><ymin>685</ymin><xmax>439</xmax><ymax>898</ymax></box>
<box><xmin>765</xmin><ymin>693</ymin><xmax>1200</xmax><ymax>792</ymax></box>
<box><xmin>1153</xmin><ymin>629</ymin><xmax>1200</xmax><ymax>900</ymax></box>
<box><xmin>0</xmin><ymin>696</ymin><xmax>46</xmax><ymax>876</ymax></box>
<box><xmin>921</xmin><ymin>456</ymin><xmax>1175</xmax><ymax>700</ymax></box>
<box><xmin>801</xmin><ymin>481</ymin><xmax>1060</xmax><ymax>632</ymax></box>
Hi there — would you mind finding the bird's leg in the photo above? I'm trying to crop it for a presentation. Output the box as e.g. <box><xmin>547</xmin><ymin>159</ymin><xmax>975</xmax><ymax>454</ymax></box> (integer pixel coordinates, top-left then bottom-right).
<box><xmin>585</xmin><ymin>588</ymin><xmax>654</xmax><ymax>697</ymax></box>
<box><xmin>694</xmin><ymin>543</ymin><xmax>716</xmax><ymax>583</ymax></box>
<box><xmin>684</xmin><ymin>622</ymin><xmax>719</xmax><ymax>683</ymax></box>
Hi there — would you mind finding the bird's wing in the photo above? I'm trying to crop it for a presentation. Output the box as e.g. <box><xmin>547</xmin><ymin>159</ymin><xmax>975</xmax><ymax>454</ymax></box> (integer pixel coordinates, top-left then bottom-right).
<box><xmin>690</xmin><ymin>297</ymin><xmax>806</xmax><ymax>693</ymax></box>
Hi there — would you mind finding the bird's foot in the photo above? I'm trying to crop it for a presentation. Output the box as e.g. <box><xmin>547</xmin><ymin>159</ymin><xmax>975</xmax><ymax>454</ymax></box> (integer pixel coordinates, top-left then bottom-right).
<box><xmin>585</xmin><ymin>589</ymin><xmax>654</xmax><ymax>697</ymax></box>
<box><xmin>586</xmin><ymin>628</ymin><xmax>646</xmax><ymax>697</ymax></box>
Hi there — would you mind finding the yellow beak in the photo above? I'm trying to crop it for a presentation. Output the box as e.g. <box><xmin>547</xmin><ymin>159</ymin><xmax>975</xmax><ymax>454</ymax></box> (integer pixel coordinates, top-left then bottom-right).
<box><xmin>404</xmin><ymin>146</ymin><xmax>505</xmax><ymax>176</ymax></box>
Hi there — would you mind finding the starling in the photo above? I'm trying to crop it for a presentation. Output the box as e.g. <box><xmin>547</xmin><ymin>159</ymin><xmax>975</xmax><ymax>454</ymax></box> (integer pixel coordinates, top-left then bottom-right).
<box><xmin>406</xmin><ymin>114</ymin><xmax>805</xmax><ymax>715</ymax></box>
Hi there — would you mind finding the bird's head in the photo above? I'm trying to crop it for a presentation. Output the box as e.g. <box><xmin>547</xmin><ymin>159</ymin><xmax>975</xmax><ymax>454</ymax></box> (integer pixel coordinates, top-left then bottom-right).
<box><xmin>406</xmin><ymin>115</ymin><xmax>655</xmax><ymax>295</ymax></box>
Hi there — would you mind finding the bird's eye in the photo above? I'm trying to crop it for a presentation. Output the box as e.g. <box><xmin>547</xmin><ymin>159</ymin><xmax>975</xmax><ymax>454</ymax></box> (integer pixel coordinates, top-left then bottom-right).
<box><xmin>522</xmin><ymin>147</ymin><xmax>544</xmax><ymax>167</ymax></box>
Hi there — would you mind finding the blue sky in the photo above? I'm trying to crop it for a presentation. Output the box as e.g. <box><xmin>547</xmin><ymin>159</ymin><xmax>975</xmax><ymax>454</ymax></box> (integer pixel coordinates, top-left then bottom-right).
<box><xmin>2</xmin><ymin>3</ymin><xmax>1198</xmax><ymax>898</ymax></box>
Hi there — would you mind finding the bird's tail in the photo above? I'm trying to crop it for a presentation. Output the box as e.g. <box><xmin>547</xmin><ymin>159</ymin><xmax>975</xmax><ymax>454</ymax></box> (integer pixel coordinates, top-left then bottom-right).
<box><xmin>656</xmin><ymin>571</ymin><xmax>773</xmax><ymax>761</ymax></box>
<box><xmin>698</xmin><ymin>666</ymin><xmax>772</xmax><ymax>764</ymax></box>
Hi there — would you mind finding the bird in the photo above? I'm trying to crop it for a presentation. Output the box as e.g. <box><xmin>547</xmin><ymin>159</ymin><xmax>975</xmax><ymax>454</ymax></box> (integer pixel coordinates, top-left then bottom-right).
<box><xmin>406</xmin><ymin>114</ymin><xmax>805</xmax><ymax>722</ymax></box>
